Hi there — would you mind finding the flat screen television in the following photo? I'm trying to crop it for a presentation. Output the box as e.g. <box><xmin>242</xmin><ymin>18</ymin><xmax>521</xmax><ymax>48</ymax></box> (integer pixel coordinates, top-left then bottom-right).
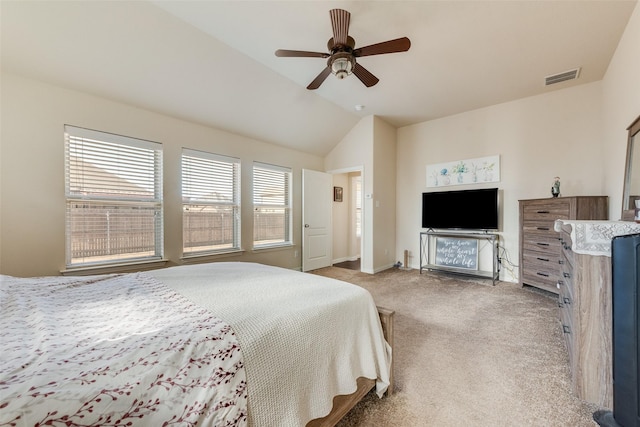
<box><xmin>422</xmin><ymin>188</ymin><xmax>499</xmax><ymax>230</ymax></box>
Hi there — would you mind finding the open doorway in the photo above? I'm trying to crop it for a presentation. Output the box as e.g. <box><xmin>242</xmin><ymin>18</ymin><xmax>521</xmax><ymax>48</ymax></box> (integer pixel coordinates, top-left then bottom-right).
<box><xmin>331</xmin><ymin>172</ymin><xmax>362</xmax><ymax>271</ymax></box>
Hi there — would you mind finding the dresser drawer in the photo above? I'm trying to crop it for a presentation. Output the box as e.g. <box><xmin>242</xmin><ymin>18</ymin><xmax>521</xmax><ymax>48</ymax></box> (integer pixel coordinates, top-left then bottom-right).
<box><xmin>559</xmin><ymin>265</ymin><xmax>574</xmax><ymax>297</ymax></box>
<box><xmin>558</xmin><ymin>293</ymin><xmax>573</xmax><ymax>330</ymax></box>
<box><xmin>558</xmin><ymin>300</ymin><xmax>574</xmax><ymax>364</ymax></box>
<box><xmin>560</xmin><ymin>239</ymin><xmax>574</xmax><ymax>270</ymax></box>
<box><xmin>522</xmin><ymin>201</ymin><xmax>571</xmax><ymax>221</ymax></box>
<box><xmin>522</xmin><ymin>233</ymin><xmax>562</xmax><ymax>255</ymax></box>
<box><xmin>522</xmin><ymin>220</ymin><xmax>558</xmax><ymax>236</ymax></box>
<box><xmin>558</xmin><ymin>276</ymin><xmax>573</xmax><ymax>311</ymax></box>
<box><xmin>523</xmin><ymin>249</ymin><xmax>560</xmax><ymax>269</ymax></box>
<box><xmin>521</xmin><ymin>265</ymin><xmax>558</xmax><ymax>289</ymax></box>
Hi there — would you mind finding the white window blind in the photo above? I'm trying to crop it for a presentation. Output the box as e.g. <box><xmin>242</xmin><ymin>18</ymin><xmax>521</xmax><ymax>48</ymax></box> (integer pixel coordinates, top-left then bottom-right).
<box><xmin>253</xmin><ymin>162</ymin><xmax>292</xmax><ymax>248</ymax></box>
<box><xmin>64</xmin><ymin>125</ymin><xmax>163</xmax><ymax>267</ymax></box>
<box><xmin>182</xmin><ymin>149</ymin><xmax>241</xmax><ymax>255</ymax></box>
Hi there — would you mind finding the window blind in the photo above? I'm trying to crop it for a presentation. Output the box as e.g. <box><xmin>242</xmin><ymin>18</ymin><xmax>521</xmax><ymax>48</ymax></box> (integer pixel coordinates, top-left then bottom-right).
<box><xmin>64</xmin><ymin>125</ymin><xmax>163</xmax><ymax>267</ymax></box>
<box><xmin>182</xmin><ymin>149</ymin><xmax>241</xmax><ymax>255</ymax></box>
<box><xmin>253</xmin><ymin>162</ymin><xmax>292</xmax><ymax>248</ymax></box>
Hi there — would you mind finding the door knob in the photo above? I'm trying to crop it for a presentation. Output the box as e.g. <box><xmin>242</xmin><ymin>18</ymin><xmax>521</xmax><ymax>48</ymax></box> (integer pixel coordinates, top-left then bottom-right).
<box><xmin>304</xmin><ymin>224</ymin><xmax>310</xmax><ymax>228</ymax></box>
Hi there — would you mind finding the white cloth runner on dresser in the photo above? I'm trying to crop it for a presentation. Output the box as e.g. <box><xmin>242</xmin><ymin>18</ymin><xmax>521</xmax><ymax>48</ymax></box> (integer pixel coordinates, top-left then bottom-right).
<box><xmin>554</xmin><ymin>220</ymin><xmax>640</xmax><ymax>256</ymax></box>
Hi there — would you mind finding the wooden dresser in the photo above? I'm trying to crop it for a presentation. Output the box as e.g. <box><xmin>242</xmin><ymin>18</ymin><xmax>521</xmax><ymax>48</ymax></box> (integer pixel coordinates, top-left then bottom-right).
<box><xmin>555</xmin><ymin>220</ymin><xmax>640</xmax><ymax>407</ymax></box>
<box><xmin>519</xmin><ymin>196</ymin><xmax>608</xmax><ymax>294</ymax></box>
<box><xmin>557</xmin><ymin>223</ymin><xmax>612</xmax><ymax>407</ymax></box>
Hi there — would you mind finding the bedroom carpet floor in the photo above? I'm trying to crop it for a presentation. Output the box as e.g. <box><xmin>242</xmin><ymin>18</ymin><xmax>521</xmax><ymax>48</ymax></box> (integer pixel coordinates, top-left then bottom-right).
<box><xmin>311</xmin><ymin>267</ymin><xmax>600</xmax><ymax>427</ymax></box>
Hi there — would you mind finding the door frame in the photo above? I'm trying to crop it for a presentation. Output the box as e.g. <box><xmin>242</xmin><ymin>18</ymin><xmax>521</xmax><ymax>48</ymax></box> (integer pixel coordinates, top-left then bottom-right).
<box><xmin>326</xmin><ymin>166</ymin><xmax>365</xmax><ymax>272</ymax></box>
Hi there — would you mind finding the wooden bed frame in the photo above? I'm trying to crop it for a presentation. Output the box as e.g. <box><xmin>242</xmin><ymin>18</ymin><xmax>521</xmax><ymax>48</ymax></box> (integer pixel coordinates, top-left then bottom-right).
<box><xmin>306</xmin><ymin>306</ymin><xmax>395</xmax><ymax>427</ymax></box>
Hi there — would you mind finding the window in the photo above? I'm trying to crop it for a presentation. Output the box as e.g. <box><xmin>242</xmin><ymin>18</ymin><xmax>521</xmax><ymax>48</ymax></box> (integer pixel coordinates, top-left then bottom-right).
<box><xmin>253</xmin><ymin>162</ymin><xmax>292</xmax><ymax>248</ymax></box>
<box><xmin>181</xmin><ymin>149</ymin><xmax>240</xmax><ymax>256</ymax></box>
<box><xmin>352</xmin><ymin>175</ymin><xmax>362</xmax><ymax>238</ymax></box>
<box><xmin>65</xmin><ymin>126</ymin><xmax>163</xmax><ymax>267</ymax></box>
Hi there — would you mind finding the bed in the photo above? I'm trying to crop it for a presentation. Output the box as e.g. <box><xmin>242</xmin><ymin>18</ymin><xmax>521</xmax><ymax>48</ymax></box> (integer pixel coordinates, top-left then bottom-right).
<box><xmin>0</xmin><ymin>262</ymin><xmax>392</xmax><ymax>426</ymax></box>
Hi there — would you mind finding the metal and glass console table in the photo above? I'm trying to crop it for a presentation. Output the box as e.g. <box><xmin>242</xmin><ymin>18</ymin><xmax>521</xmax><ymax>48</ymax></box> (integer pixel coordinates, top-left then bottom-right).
<box><xmin>419</xmin><ymin>230</ymin><xmax>500</xmax><ymax>284</ymax></box>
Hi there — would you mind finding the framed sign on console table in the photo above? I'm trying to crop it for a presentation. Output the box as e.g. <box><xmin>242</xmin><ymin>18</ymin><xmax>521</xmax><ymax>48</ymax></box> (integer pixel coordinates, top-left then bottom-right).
<box><xmin>420</xmin><ymin>231</ymin><xmax>499</xmax><ymax>284</ymax></box>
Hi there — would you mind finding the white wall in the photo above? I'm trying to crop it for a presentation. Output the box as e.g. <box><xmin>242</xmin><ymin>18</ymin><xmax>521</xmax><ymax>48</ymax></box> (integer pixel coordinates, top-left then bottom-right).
<box><xmin>348</xmin><ymin>173</ymin><xmax>362</xmax><ymax>260</ymax></box>
<box><xmin>393</xmin><ymin>2</ymin><xmax>638</xmax><ymax>282</ymax></box>
<box><xmin>372</xmin><ymin>117</ymin><xmax>397</xmax><ymax>270</ymax></box>
<box><xmin>396</xmin><ymin>82</ymin><xmax>605</xmax><ymax>282</ymax></box>
<box><xmin>325</xmin><ymin>116</ymin><xmax>374</xmax><ymax>272</ymax></box>
<box><xmin>0</xmin><ymin>73</ymin><xmax>324</xmax><ymax>277</ymax></box>
<box><xmin>602</xmin><ymin>2</ymin><xmax>640</xmax><ymax>218</ymax></box>
<box><xmin>331</xmin><ymin>172</ymin><xmax>363</xmax><ymax>264</ymax></box>
<box><xmin>331</xmin><ymin>173</ymin><xmax>350</xmax><ymax>263</ymax></box>
<box><xmin>325</xmin><ymin>115</ymin><xmax>397</xmax><ymax>273</ymax></box>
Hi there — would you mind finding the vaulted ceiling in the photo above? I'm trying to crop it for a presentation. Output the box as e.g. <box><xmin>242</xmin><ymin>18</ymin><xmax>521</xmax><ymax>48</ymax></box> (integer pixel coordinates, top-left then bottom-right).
<box><xmin>1</xmin><ymin>1</ymin><xmax>636</xmax><ymax>157</ymax></box>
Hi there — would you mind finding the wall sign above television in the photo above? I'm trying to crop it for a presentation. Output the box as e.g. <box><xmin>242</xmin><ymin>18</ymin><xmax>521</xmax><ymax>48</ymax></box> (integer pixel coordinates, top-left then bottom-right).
<box><xmin>426</xmin><ymin>155</ymin><xmax>500</xmax><ymax>188</ymax></box>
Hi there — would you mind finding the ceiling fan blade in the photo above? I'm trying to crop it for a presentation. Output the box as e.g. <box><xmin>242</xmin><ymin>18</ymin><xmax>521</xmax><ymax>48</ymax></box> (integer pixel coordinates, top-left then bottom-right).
<box><xmin>353</xmin><ymin>37</ymin><xmax>411</xmax><ymax>57</ymax></box>
<box><xmin>307</xmin><ymin>67</ymin><xmax>332</xmax><ymax>90</ymax></box>
<box><xmin>330</xmin><ymin>9</ymin><xmax>350</xmax><ymax>46</ymax></box>
<box><xmin>275</xmin><ymin>49</ymin><xmax>329</xmax><ymax>58</ymax></box>
<box><xmin>353</xmin><ymin>63</ymin><xmax>379</xmax><ymax>87</ymax></box>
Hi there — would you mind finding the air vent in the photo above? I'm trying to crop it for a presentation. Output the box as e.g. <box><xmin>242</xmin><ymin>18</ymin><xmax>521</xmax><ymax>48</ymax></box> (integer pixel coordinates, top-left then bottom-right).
<box><xmin>545</xmin><ymin>68</ymin><xmax>581</xmax><ymax>86</ymax></box>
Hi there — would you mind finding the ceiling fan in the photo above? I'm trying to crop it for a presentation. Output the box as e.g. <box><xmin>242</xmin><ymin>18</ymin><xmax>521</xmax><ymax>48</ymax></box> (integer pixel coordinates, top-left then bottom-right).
<box><xmin>275</xmin><ymin>9</ymin><xmax>411</xmax><ymax>90</ymax></box>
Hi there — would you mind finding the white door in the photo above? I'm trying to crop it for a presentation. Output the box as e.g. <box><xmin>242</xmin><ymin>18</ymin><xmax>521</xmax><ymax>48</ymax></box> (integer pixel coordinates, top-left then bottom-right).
<box><xmin>302</xmin><ymin>169</ymin><xmax>332</xmax><ymax>271</ymax></box>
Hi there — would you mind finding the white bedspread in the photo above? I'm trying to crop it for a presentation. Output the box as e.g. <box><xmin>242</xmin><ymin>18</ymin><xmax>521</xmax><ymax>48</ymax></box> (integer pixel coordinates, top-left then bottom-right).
<box><xmin>149</xmin><ymin>262</ymin><xmax>392</xmax><ymax>427</ymax></box>
<box><xmin>0</xmin><ymin>272</ymin><xmax>247</xmax><ymax>426</ymax></box>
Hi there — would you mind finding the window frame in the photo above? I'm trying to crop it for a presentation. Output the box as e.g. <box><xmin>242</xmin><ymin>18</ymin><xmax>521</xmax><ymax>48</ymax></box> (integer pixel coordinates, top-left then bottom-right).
<box><xmin>252</xmin><ymin>162</ymin><xmax>293</xmax><ymax>249</ymax></box>
<box><xmin>64</xmin><ymin>125</ymin><xmax>164</xmax><ymax>269</ymax></box>
<box><xmin>181</xmin><ymin>148</ymin><xmax>241</xmax><ymax>257</ymax></box>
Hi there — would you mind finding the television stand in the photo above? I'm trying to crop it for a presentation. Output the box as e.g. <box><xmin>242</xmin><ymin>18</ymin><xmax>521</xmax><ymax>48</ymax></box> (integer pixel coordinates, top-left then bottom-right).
<box><xmin>419</xmin><ymin>230</ymin><xmax>499</xmax><ymax>284</ymax></box>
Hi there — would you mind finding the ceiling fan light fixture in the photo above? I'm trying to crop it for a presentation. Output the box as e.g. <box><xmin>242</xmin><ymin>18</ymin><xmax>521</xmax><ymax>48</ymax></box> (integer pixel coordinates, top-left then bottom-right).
<box><xmin>330</xmin><ymin>54</ymin><xmax>354</xmax><ymax>79</ymax></box>
<box><xmin>275</xmin><ymin>9</ymin><xmax>410</xmax><ymax>89</ymax></box>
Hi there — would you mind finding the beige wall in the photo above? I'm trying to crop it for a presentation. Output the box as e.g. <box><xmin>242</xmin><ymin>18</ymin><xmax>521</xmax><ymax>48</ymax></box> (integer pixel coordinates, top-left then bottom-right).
<box><xmin>603</xmin><ymin>2</ymin><xmax>640</xmax><ymax>219</ymax></box>
<box><xmin>393</xmin><ymin>2</ymin><xmax>638</xmax><ymax>282</ymax></box>
<box><xmin>396</xmin><ymin>82</ymin><xmax>605</xmax><ymax>282</ymax></box>
<box><xmin>0</xmin><ymin>73</ymin><xmax>323</xmax><ymax>277</ymax></box>
<box><xmin>2</xmin><ymin>4</ymin><xmax>637</xmax><ymax>279</ymax></box>
<box><xmin>372</xmin><ymin>117</ymin><xmax>397</xmax><ymax>270</ymax></box>
<box><xmin>331</xmin><ymin>173</ymin><xmax>350</xmax><ymax>263</ymax></box>
<box><xmin>325</xmin><ymin>115</ymin><xmax>397</xmax><ymax>273</ymax></box>
<box><xmin>331</xmin><ymin>172</ymin><xmax>362</xmax><ymax>264</ymax></box>
<box><xmin>325</xmin><ymin>116</ymin><xmax>374</xmax><ymax>272</ymax></box>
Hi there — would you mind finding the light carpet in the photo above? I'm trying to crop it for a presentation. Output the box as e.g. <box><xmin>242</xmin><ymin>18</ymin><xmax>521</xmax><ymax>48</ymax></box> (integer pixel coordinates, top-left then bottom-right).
<box><xmin>312</xmin><ymin>267</ymin><xmax>600</xmax><ymax>427</ymax></box>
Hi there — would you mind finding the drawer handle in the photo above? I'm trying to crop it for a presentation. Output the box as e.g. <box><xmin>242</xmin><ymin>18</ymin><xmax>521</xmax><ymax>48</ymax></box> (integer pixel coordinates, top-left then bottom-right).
<box><xmin>558</xmin><ymin>260</ymin><xmax>564</xmax><ymax>264</ymax></box>
<box><xmin>536</xmin><ymin>257</ymin><xmax>549</xmax><ymax>262</ymax></box>
<box><xmin>563</xmin><ymin>297</ymin><xmax>571</xmax><ymax>304</ymax></box>
<box><xmin>537</xmin><ymin>227</ymin><xmax>550</xmax><ymax>231</ymax></box>
<box><xmin>536</xmin><ymin>242</ymin><xmax>550</xmax><ymax>247</ymax></box>
<box><xmin>563</xmin><ymin>272</ymin><xmax>571</xmax><ymax>278</ymax></box>
<box><xmin>562</xmin><ymin>325</ymin><xmax>571</xmax><ymax>334</ymax></box>
<box><xmin>536</xmin><ymin>272</ymin><xmax>549</xmax><ymax>277</ymax></box>
<box><xmin>537</xmin><ymin>210</ymin><xmax>550</xmax><ymax>214</ymax></box>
